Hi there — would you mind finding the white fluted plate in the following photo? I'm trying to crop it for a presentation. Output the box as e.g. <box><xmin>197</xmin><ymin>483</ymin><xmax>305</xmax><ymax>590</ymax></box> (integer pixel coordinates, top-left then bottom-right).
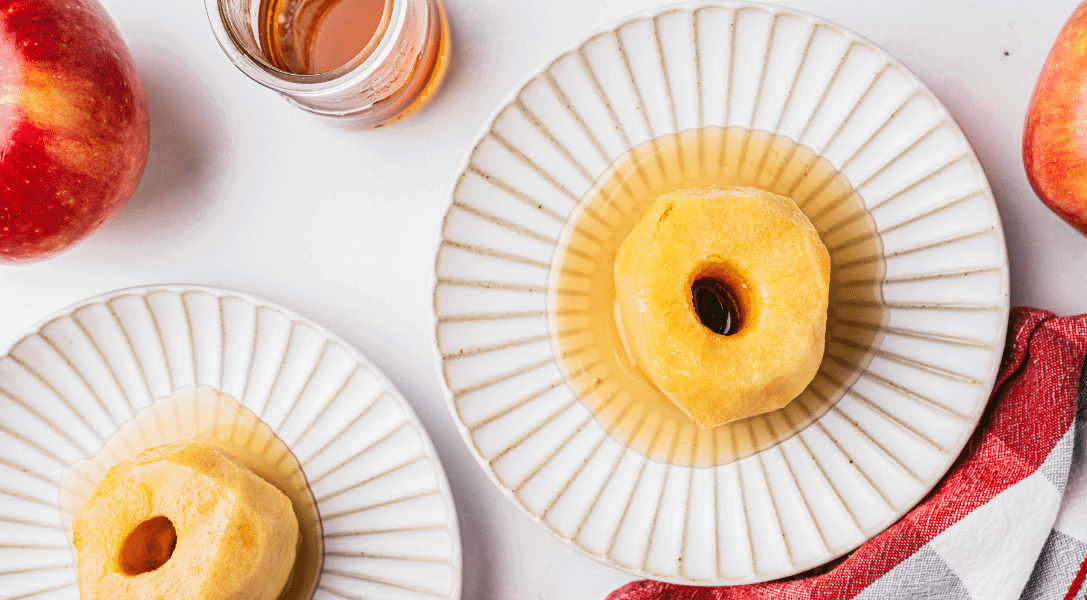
<box><xmin>0</xmin><ymin>284</ymin><xmax>461</xmax><ymax>600</ymax></box>
<box><xmin>434</xmin><ymin>0</ymin><xmax>1008</xmax><ymax>586</ymax></box>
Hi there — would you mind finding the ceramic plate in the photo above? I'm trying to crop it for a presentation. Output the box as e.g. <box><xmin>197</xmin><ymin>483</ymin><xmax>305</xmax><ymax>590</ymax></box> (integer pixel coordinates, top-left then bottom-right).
<box><xmin>433</xmin><ymin>1</ymin><xmax>1008</xmax><ymax>585</ymax></box>
<box><xmin>0</xmin><ymin>285</ymin><xmax>462</xmax><ymax>600</ymax></box>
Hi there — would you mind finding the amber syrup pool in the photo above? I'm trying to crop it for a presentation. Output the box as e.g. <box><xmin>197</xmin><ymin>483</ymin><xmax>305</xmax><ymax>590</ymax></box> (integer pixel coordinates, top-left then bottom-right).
<box><xmin>60</xmin><ymin>386</ymin><xmax>323</xmax><ymax>600</ymax></box>
<box><xmin>547</xmin><ymin>126</ymin><xmax>887</xmax><ymax>469</ymax></box>
<box><xmin>259</xmin><ymin>0</ymin><xmax>389</xmax><ymax>75</ymax></box>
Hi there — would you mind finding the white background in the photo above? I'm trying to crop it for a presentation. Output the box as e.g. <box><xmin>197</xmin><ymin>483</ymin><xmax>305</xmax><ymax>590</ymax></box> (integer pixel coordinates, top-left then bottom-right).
<box><xmin>1</xmin><ymin>0</ymin><xmax>1084</xmax><ymax>598</ymax></box>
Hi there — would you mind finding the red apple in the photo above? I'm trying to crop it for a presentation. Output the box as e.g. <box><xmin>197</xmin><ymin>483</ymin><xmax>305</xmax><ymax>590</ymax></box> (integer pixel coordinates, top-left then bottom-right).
<box><xmin>1024</xmin><ymin>1</ymin><xmax>1087</xmax><ymax>237</ymax></box>
<box><xmin>0</xmin><ymin>0</ymin><xmax>149</xmax><ymax>264</ymax></box>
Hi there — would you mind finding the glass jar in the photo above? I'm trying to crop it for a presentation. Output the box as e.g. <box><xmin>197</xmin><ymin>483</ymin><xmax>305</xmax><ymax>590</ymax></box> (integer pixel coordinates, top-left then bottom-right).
<box><xmin>205</xmin><ymin>0</ymin><xmax>449</xmax><ymax>128</ymax></box>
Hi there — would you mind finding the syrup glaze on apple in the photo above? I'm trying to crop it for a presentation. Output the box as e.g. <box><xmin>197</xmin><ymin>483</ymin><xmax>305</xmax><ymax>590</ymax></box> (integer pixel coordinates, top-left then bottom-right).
<box><xmin>691</xmin><ymin>277</ymin><xmax>741</xmax><ymax>337</ymax></box>
<box><xmin>119</xmin><ymin>516</ymin><xmax>177</xmax><ymax>575</ymax></box>
<box><xmin>547</xmin><ymin>126</ymin><xmax>887</xmax><ymax>468</ymax></box>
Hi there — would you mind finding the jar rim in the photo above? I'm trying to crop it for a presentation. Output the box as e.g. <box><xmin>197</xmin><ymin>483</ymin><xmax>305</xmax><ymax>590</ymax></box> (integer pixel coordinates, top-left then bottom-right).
<box><xmin>204</xmin><ymin>0</ymin><xmax>407</xmax><ymax>93</ymax></box>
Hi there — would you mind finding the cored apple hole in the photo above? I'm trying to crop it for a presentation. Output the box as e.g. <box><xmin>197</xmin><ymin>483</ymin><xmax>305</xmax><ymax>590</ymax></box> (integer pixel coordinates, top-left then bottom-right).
<box><xmin>692</xmin><ymin>277</ymin><xmax>741</xmax><ymax>336</ymax></box>
<box><xmin>120</xmin><ymin>515</ymin><xmax>177</xmax><ymax>576</ymax></box>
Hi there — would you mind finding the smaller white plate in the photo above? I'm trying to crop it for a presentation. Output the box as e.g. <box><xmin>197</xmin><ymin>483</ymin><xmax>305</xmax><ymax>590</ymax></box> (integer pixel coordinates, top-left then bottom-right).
<box><xmin>0</xmin><ymin>284</ymin><xmax>462</xmax><ymax>600</ymax></box>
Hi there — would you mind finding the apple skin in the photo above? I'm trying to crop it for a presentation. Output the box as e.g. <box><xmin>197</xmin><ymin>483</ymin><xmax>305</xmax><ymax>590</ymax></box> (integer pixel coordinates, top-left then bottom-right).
<box><xmin>0</xmin><ymin>0</ymin><xmax>149</xmax><ymax>264</ymax></box>
<box><xmin>1024</xmin><ymin>1</ymin><xmax>1087</xmax><ymax>237</ymax></box>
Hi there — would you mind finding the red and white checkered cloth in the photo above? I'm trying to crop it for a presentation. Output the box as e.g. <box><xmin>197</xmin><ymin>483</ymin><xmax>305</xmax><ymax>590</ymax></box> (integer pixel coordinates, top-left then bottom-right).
<box><xmin>607</xmin><ymin>307</ymin><xmax>1087</xmax><ymax>600</ymax></box>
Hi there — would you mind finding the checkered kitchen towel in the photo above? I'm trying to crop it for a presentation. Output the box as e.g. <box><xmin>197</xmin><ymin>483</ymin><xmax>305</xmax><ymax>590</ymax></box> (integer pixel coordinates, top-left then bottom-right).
<box><xmin>607</xmin><ymin>307</ymin><xmax>1087</xmax><ymax>600</ymax></box>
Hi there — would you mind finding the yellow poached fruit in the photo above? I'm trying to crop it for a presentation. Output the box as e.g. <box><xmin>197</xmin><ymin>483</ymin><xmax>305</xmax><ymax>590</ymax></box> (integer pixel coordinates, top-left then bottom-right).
<box><xmin>72</xmin><ymin>441</ymin><xmax>299</xmax><ymax>600</ymax></box>
<box><xmin>613</xmin><ymin>186</ymin><xmax>830</xmax><ymax>428</ymax></box>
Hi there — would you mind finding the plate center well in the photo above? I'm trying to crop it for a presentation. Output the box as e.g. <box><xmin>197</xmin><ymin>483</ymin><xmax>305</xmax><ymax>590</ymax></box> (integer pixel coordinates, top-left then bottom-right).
<box><xmin>546</xmin><ymin>126</ymin><xmax>888</xmax><ymax>468</ymax></box>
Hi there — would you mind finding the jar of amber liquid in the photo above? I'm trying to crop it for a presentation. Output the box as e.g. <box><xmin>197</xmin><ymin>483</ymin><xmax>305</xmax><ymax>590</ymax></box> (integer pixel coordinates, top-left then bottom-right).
<box><xmin>205</xmin><ymin>0</ymin><xmax>449</xmax><ymax>127</ymax></box>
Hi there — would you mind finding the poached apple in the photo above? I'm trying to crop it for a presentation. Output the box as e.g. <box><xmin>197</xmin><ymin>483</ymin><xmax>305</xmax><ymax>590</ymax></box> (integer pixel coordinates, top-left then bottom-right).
<box><xmin>0</xmin><ymin>0</ymin><xmax>149</xmax><ymax>264</ymax></box>
<box><xmin>613</xmin><ymin>186</ymin><xmax>830</xmax><ymax>428</ymax></box>
<box><xmin>72</xmin><ymin>441</ymin><xmax>299</xmax><ymax>600</ymax></box>
<box><xmin>1024</xmin><ymin>1</ymin><xmax>1087</xmax><ymax>237</ymax></box>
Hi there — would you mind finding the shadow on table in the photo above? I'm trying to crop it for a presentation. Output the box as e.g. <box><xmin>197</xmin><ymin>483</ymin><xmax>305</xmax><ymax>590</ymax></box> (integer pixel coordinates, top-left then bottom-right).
<box><xmin>94</xmin><ymin>64</ymin><xmax>226</xmax><ymax>251</ymax></box>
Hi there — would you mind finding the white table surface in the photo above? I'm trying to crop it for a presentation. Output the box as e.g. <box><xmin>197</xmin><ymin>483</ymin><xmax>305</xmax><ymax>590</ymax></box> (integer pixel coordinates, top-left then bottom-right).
<box><xmin>2</xmin><ymin>0</ymin><xmax>1084</xmax><ymax>598</ymax></box>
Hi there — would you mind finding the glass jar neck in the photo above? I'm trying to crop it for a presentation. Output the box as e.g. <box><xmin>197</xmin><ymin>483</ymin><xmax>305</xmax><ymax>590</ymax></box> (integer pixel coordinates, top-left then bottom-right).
<box><xmin>206</xmin><ymin>0</ymin><xmax>440</xmax><ymax>125</ymax></box>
